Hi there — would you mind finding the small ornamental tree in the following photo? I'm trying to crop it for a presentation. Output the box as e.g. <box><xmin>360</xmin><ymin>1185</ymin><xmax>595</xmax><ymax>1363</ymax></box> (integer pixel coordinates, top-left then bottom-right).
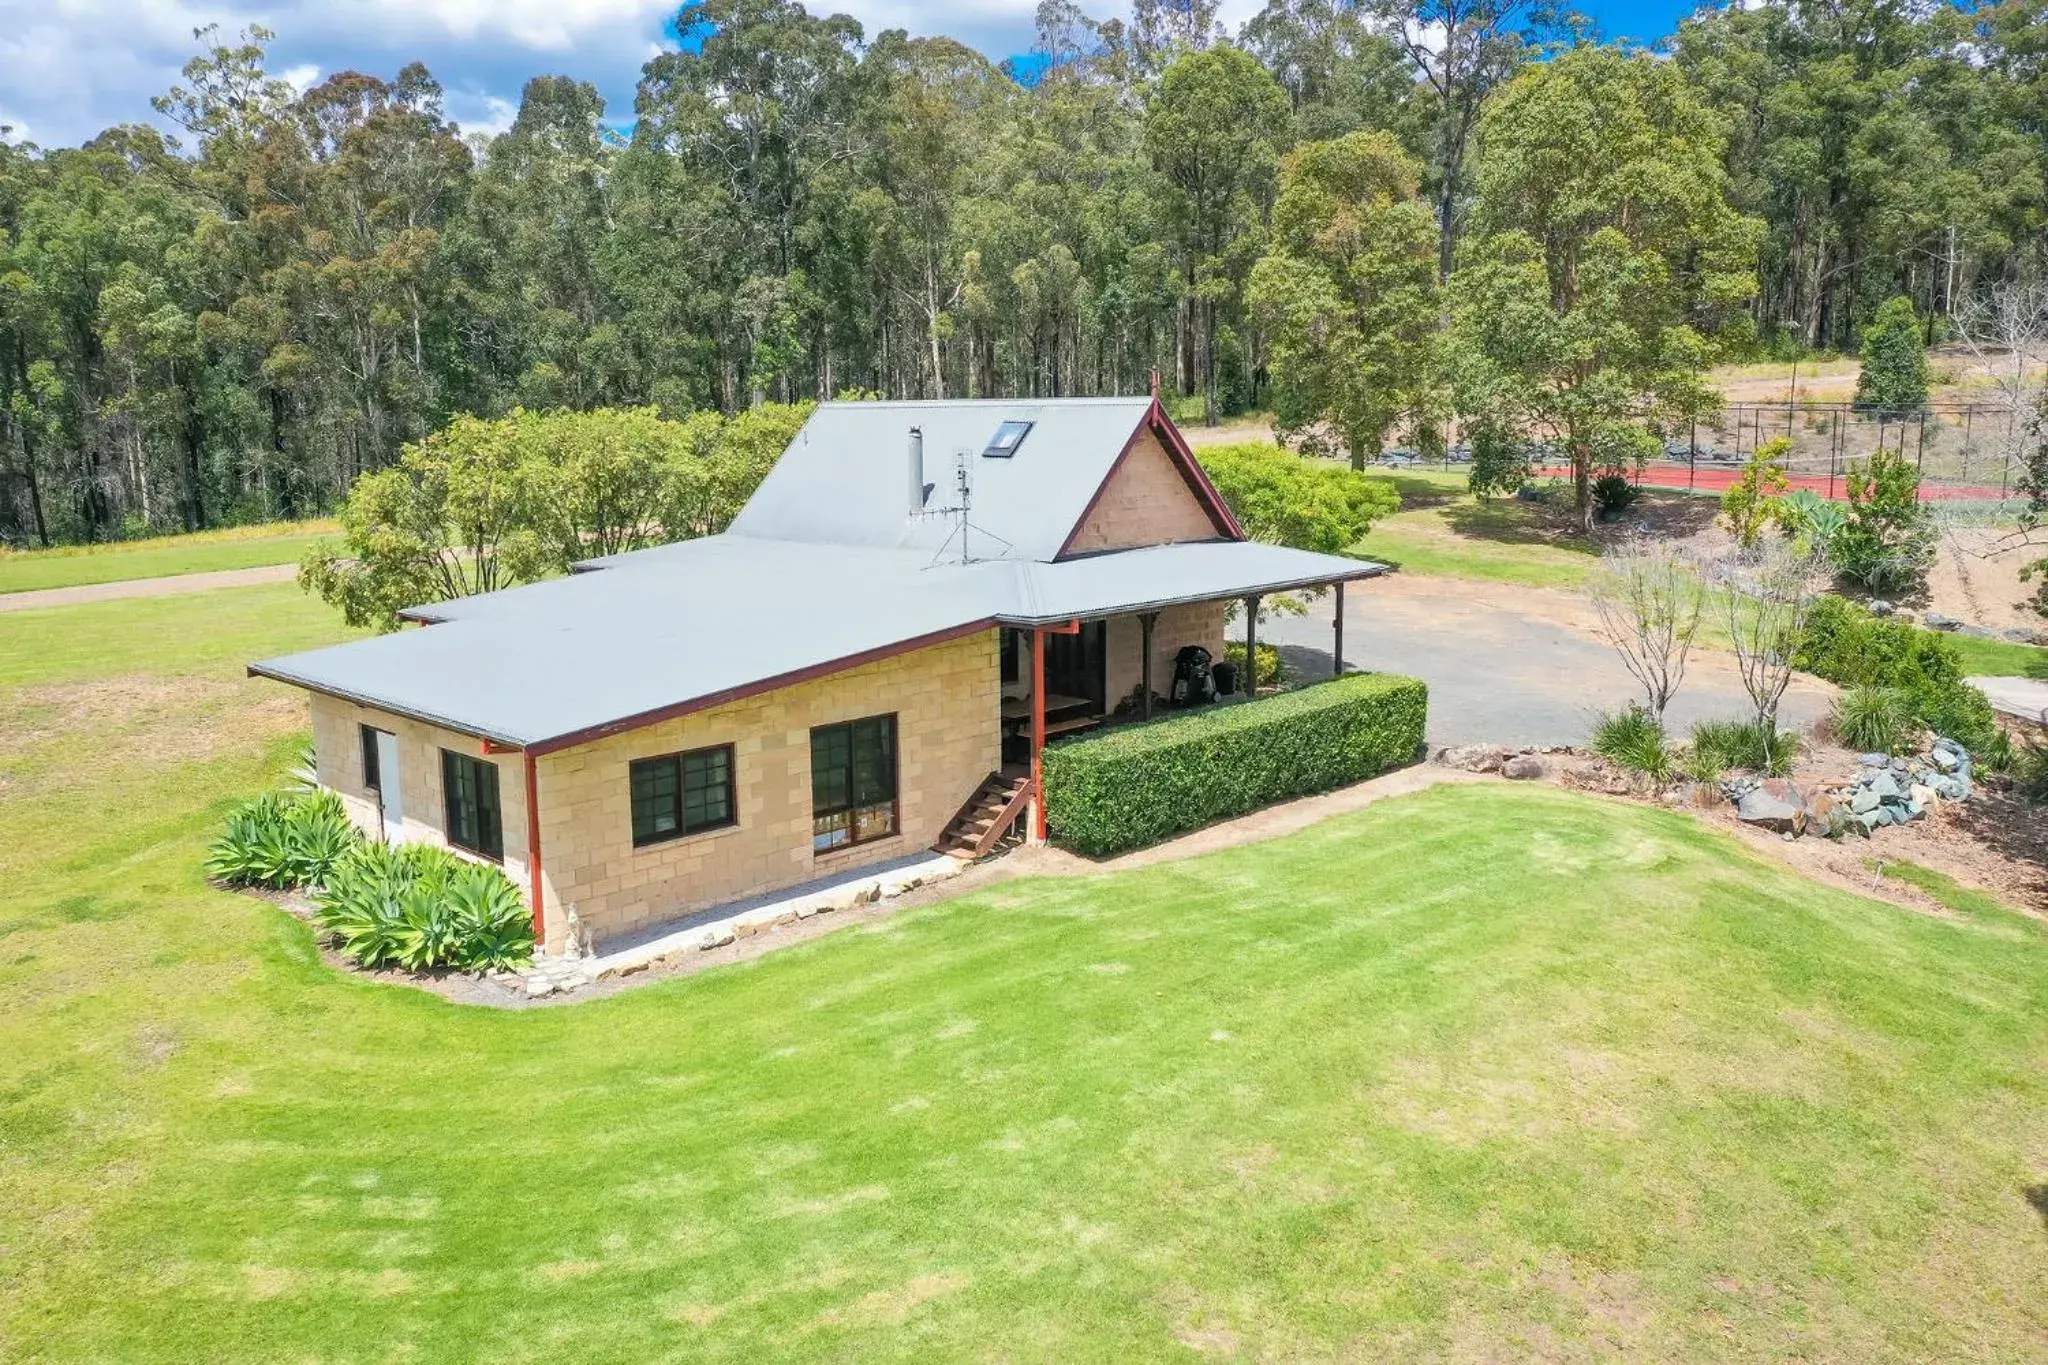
<box><xmin>1834</xmin><ymin>446</ymin><xmax>1935</xmax><ymax>595</ymax></box>
<box><xmin>1719</xmin><ymin>438</ymin><xmax>1791</xmax><ymax>548</ymax></box>
<box><xmin>1854</xmin><ymin>296</ymin><xmax>1929</xmax><ymax>417</ymax></box>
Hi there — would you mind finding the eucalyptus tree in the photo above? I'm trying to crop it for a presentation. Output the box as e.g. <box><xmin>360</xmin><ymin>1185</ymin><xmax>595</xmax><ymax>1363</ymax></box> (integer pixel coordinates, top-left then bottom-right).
<box><xmin>1367</xmin><ymin>0</ymin><xmax>1550</xmax><ymax>279</ymax></box>
<box><xmin>1143</xmin><ymin>45</ymin><xmax>1291</xmax><ymax>424</ymax></box>
<box><xmin>1248</xmin><ymin>130</ymin><xmax>1439</xmax><ymax>466</ymax></box>
<box><xmin>1449</xmin><ymin>46</ymin><xmax>1760</xmax><ymax>532</ymax></box>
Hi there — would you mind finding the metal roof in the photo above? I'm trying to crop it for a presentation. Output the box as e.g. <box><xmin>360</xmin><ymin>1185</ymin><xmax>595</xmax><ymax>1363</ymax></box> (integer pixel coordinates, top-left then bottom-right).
<box><xmin>730</xmin><ymin>397</ymin><xmax>1165</xmax><ymax>561</ymax></box>
<box><xmin>252</xmin><ymin>533</ymin><xmax>1385</xmax><ymax>753</ymax></box>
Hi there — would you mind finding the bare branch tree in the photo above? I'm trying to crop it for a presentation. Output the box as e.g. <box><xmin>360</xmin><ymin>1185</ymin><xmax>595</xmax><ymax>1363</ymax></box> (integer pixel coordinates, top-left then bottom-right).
<box><xmin>1707</xmin><ymin>541</ymin><xmax>1826</xmax><ymax>732</ymax></box>
<box><xmin>1587</xmin><ymin>537</ymin><xmax>1706</xmax><ymax>723</ymax></box>
<box><xmin>1952</xmin><ymin>283</ymin><xmax>2048</xmax><ymax>583</ymax></box>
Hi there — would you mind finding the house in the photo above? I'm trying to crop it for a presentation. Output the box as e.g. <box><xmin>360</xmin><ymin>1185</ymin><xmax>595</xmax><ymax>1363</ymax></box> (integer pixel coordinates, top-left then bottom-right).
<box><xmin>251</xmin><ymin>397</ymin><xmax>1386</xmax><ymax>955</ymax></box>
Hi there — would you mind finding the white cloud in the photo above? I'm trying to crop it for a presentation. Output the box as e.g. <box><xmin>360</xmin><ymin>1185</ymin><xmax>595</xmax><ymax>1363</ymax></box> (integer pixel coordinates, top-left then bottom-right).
<box><xmin>279</xmin><ymin>63</ymin><xmax>322</xmax><ymax>93</ymax></box>
<box><xmin>449</xmin><ymin>92</ymin><xmax>520</xmax><ymax>140</ymax></box>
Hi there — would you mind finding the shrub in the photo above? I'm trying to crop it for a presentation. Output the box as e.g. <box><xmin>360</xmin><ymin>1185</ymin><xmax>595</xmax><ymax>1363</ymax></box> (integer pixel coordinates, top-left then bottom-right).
<box><xmin>1690</xmin><ymin>717</ymin><xmax>1797</xmax><ymax>777</ymax></box>
<box><xmin>1719</xmin><ymin>440</ymin><xmax>1791</xmax><ymax>548</ymax></box>
<box><xmin>1591</xmin><ymin>705</ymin><xmax>1671</xmax><ymax>783</ymax></box>
<box><xmin>1223</xmin><ymin>640</ymin><xmax>1283</xmax><ymax>690</ymax></box>
<box><xmin>1042</xmin><ymin>673</ymin><xmax>1427</xmax><ymax>856</ymax></box>
<box><xmin>206</xmin><ymin>789</ymin><xmax>358</xmax><ymax>889</ymax></box>
<box><xmin>315</xmin><ymin>842</ymin><xmax>534</xmax><ymax>972</ymax></box>
<box><xmin>1853</xmin><ymin>295</ymin><xmax>1929</xmax><ymax>415</ymax></box>
<box><xmin>1592</xmin><ymin>473</ymin><xmax>1641</xmax><ymax>519</ymax></box>
<box><xmin>1795</xmin><ymin>594</ymin><xmax>1998</xmax><ymax>753</ymax></box>
<box><xmin>1196</xmin><ymin>442</ymin><xmax>1400</xmax><ymax>553</ymax></box>
<box><xmin>2013</xmin><ymin>731</ymin><xmax>2048</xmax><ymax>806</ymax></box>
<box><xmin>1467</xmin><ymin>419</ymin><xmax>1531</xmax><ymax>500</ymax></box>
<box><xmin>1832</xmin><ymin>448</ymin><xmax>1933</xmax><ymax>595</ymax></box>
<box><xmin>1832</xmin><ymin>685</ymin><xmax>1916</xmax><ymax>753</ymax></box>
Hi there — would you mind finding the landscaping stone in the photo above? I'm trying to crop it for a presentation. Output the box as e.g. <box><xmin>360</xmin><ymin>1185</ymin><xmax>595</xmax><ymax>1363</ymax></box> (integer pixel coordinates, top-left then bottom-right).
<box><xmin>1438</xmin><ymin>744</ymin><xmax>1506</xmax><ymax>773</ymax></box>
<box><xmin>1502</xmin><ymin>754</ymin><xmax>1546</xmax><ymax>780</ymax></box>
<box><xmin>1868</xmin><ymin>599</ymin><xmax>1894</xmax><ymax>617</ymax></box>
<box><xmin>1924</xmin><ymin>611</ymin><xmax>1962</xmax><ymax>631</ymax></box>
<box><xmin>2002</xmin><ymin>626</ymin><xmax>2045</xmax><ymax>645</ymax></box>
<box><xmin>697</xmin><ymin>926</ymin><xmax>735</xmax><ymax>951</ymax></box>
<box><xmin>1856</xmin><ymin>752</ymin><xmax>1889</xmax><ymax>767</ymax></box>
<box><xmin>1733</xmin><ymin>779</ymin><xmax>1806</xmax><ymax>833</ymax></box>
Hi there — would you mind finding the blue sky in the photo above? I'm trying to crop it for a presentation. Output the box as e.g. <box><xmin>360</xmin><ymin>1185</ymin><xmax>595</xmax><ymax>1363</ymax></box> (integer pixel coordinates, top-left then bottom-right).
<box><xmin>0</xmin><ymin>0</ymin><xmax>1700</xmax><ymax>150</ymax></box>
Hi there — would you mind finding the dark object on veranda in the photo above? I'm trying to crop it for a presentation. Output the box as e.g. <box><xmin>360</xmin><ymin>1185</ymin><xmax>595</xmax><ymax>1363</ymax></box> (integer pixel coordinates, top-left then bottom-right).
<box><xmin>1172</xmin><ymin>645</ymin><xmax>1217</xmax><ymax>706</ymax></box>
<box><xmin>1212</xmin><ymin>659</ymin><xmax>1239</xmax><ymax>698</ymax></box>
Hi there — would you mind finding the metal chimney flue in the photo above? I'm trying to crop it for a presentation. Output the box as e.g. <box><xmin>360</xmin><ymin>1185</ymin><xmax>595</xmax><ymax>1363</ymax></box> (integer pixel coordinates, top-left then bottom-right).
<box><xmin>908</xmin><ymin>426</ymin><xmax>927</xmax><ymax>513</ymax></box>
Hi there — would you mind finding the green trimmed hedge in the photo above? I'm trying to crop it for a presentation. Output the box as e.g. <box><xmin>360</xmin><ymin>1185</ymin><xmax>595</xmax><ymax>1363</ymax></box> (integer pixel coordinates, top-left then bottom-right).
<box><xmin>1042</xmin><ymin>672</ymin><xmax>1428</xmax><ymax>856</ymax></box>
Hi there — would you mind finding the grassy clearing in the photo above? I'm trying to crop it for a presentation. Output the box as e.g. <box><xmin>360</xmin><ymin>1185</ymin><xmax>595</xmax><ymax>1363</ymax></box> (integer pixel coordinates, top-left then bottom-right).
<box><xmin>1949</xmin><ymin>632</ymin><xmax>2048</xmax><ymax>680</ymax></box>
<box><xmin>5</xmin><ymin>585</ymin><xmax>2048</xmax><ymax>1360</ymax></box>
<box><xmin>0</xmin><ymin>520</ymin><xmax>336</xmax><ymax>595</ymax></box>
<box><xmin>1353</xmin><ymin>470</ymin><xmax>1601</xmax><ymax>589</ymax></box>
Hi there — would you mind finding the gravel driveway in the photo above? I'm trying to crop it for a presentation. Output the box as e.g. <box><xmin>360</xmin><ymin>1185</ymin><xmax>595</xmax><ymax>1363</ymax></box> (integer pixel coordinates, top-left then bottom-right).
<box><xmin>1261</xmin><ymin>574</ymin><xmax>1834</xmax><ymax>749</ymax></box>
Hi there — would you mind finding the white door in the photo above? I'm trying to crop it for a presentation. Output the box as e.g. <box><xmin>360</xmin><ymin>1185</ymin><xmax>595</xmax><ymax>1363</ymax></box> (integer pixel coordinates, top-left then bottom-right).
<box><xmin>373</xmin><ymin>730</ymin><xmax>403</xmax><ymax>835</ymax></box>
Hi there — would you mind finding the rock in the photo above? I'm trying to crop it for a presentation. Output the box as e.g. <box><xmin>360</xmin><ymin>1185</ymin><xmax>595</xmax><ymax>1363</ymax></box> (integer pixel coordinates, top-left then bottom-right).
<box><xmin>1867</xmin><ymin>771</ymin><xmax>1902</xmax><ymax>801</ymax></box>
<box><xmin>1439</xmin><ymin>744</ymin><xmax>1506</xmax><ymax>774</ymax></box>
<box><xmin>1502</xmin><ymin>754</ymin><xmax>1547</xmax><ymax>780</ymax></box>
<box><xmin>697</xmin><ymin>925</ymin><xmax>736</xmax><ymax>950</ymax></box>
<box><xmin>1856</xmin><ymin>752</ymin><xmax>1890</xmax><ymax>768</ymax></box>
<box><xmin>1850</xmin><ymin>788</ymin><xmax>1882</xmax><ymax>815</ymax></box>
<box><xmin>523</xmin><ymin>976</ymin><xmax>556</xmax><ymax>999</ymax></box>
<box><xmin>1735</xmin><ymin>779</ymin><xmax>1807</xmax><ymax>833</ymax></box>
<box><xmin>2002</xmin><ymin>627</ymin><xmax>2044</xmax><ymax>645</ymax></box>
<box><xmin>1931</xmin><ymin>746</ymin><xmax>1962</xmax><ymax>773</ymax></box>
<box><xmin>1868</xmin><ymin>599</ymin><xmax>1894</xmax><ymax>617</ymax></box>
<box><xmin>1960</xmin><ymin>624</ymin><xmax>2001</xmax><ymax>640</ymax></box>
<box><xmin>1888</xmin><ymin>756</ymin><xmax>1911</xmax><ymax>773</ymax></box>
<box><xmin>1924</xmin><ymin>611</ymin><xmax>1962</xmax><ymax>631</ymax></box>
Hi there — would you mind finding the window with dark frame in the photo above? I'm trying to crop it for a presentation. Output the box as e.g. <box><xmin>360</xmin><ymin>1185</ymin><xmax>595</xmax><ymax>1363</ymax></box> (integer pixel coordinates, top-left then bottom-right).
<box><xmin>440</xmin><ymin>749</ymin><xmax>504</xmax><ymax>861</ymax></box>
<box><xmin>811</xmin><ymin>714</ymin><xmax>898</xmax><ymax>853</ymax></box>
<box><xmin>630</xmin><ymin>745</ymin><xmax>736</xmax><ymax>847</ymax></box>
<box><xmin>360</xmin><ymin>724</ymin><xmax>383</xmax><ymax>792</ymax></box>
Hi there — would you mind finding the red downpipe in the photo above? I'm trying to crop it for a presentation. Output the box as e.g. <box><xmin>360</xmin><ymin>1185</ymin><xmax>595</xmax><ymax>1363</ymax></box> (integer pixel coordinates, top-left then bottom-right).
<box><xmin>1031</xmin><ymin>627</ymin><xmax>1046</xmax><ymax>842</ymax></box>
<box><xmin>1029</xmin><ymin>619</ymin><xmax>1082</xmax><ymax>844</ymax></box>
<box><xmin>523</xmin><ymin>750</ymin><xmax>545</xmax><ymax>948</ymax></box>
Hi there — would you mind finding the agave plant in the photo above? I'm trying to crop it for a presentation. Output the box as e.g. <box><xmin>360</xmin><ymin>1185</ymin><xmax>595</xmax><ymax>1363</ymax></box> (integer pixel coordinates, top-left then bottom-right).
<box><xmin>446</xmin><ymin>863</ymin><xmax>534</xmax><ymax>970</ymax></box>
<box><xmin>314</xmin><ymin>840</ymin><xmax>532</xmax><ymax>972</ymax></box>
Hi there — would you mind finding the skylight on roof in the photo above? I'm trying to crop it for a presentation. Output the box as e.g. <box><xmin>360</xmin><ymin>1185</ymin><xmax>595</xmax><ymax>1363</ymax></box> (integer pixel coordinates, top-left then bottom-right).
<box><xmin>982</xmin><ymin>419</ymin><xmax>1034</xmax><ymax>458</ymax></box>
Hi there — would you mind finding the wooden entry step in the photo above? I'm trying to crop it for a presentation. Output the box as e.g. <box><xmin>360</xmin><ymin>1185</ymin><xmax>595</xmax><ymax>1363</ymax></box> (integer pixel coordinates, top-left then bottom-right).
<box><xmin>936</xmin><ymin>769</ymin><xmax>1034</xmax><ymax>860</ymax></box>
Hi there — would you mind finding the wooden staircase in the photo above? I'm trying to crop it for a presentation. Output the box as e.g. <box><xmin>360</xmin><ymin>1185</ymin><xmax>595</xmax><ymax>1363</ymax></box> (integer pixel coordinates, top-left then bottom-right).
<box><xmin>936</xmin><ymin>769</ymin><xmax>1033</xmax><ymax>860</ymax></box>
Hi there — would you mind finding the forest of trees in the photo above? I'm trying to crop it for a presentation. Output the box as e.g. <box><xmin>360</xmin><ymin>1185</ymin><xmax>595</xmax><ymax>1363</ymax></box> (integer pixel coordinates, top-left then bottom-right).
<box><xmin>4</xmin><ymin>0</ymin><xmax>2048</xmax><ymax>546</ymax></box>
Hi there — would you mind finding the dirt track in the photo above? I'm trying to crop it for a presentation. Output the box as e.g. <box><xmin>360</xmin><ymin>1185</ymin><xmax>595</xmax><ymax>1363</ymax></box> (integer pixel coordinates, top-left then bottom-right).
<box><xmin>0</xmin><ymin>563</ymin><xmax>298</xmax><ymax>612</ymax></box>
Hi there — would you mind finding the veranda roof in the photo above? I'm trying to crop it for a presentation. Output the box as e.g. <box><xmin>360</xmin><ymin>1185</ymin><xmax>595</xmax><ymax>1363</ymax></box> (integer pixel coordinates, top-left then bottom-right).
<box><xmin>251</xmin><ymin>534</ymin><xmax>1385</xmax><ymax>754</ymax></box>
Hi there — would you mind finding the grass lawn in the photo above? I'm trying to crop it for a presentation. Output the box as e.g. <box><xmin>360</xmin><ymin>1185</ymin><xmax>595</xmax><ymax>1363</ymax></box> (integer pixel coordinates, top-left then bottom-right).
<box><xmin>0</xmin><ymin>520</ymin><xmax>337</xmax><ymax>595</ymax></box>
<box><xmin>6</xmin><ymin>586</ymin><xmax>2048</xmax><ymax>1359</ymax></box>
<box><xmin>1949</xmin><ymin>632</ymin><xmax>2048</xmax><ymax>679</ymax></box>
<box><xmin>1353</xmin><ymin>470</ymin><xmax>1602</xmax><ymax>589</ymax></box>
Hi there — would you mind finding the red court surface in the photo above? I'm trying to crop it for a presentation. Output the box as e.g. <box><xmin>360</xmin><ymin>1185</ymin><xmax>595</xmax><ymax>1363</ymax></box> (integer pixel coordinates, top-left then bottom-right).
<box><xmin>1532</xmin><ymin>463</ymin><xmax>2011</xmax><ymax>502</ymax></box>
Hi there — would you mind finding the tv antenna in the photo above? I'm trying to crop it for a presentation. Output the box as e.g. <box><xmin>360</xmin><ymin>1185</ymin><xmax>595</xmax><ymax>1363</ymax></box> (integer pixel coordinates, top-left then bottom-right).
<box><xmin>915</xmin><ymin>449</ymin><xmax>1011</xmax><ymax>565</ymax></box>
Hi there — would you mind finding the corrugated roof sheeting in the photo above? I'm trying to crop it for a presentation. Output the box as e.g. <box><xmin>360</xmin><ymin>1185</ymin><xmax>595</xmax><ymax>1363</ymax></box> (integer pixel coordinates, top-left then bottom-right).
<box><xmin>730</xmin><ymin>397</ymin><xmax>1155</xmax><ymax>561</ymax></box>
<box><xmin>253</xmin><ymin>533</ymin><xmax>1383</xmax><ymax>751</ymax></box>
